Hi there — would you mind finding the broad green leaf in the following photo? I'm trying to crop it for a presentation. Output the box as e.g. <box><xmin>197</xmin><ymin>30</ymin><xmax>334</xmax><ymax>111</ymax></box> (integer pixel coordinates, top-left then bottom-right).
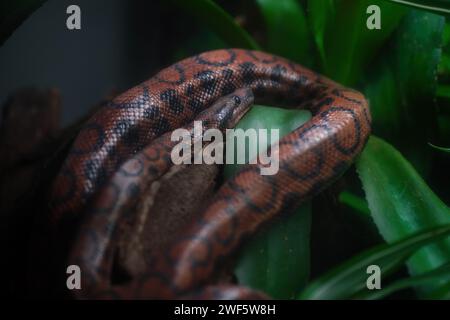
<box><xmin>298</xmin><ymin>224</ymin><xmax>450</xmax><ymax>299</ymax></box>
<box><xmin>357</xmin><ymin>262</ymin><xmax>450</xmax><ymax>299</ymax></box>
<box><xmin>382</xmin><ymin>0</ymin><xmax>450</xmax><ymax>15</ymax></box>
<box><xmin>169</xmin><ymin>0</ymin><xmax>260</xmax><ymax>50</ymax></box>
<box><xmin>235</xmin><ymin>202</ymin><xmax>311</xmax><ymax>299</ymax></box>
<box><xmin>321</xmin><ymin>0</ymin><xmax>405</xmax><ymax>85</ymax></box>
<box><xmin>256</xmin><ymin>0</ymin><xmax>313</xmax><ymax>65</ymax></box>
<box><xmin>0</xmin><ymin>0</ymin><xmax>46</xmax><ymax>46</ymax></box>
<box><xmin>364</xmin><ymin>10</ymin><xmax>444</xmax><ymax>174</ymax></box>
<box><xmin>307</xmin><ymin>0</ymin><xmax>335</xmax><ymax>70</ymax></box>
<box><xmin>225</xmin><ymin>106</ymin><xmax>312</xmax><ymax>299</ymax></box>
<box><xmin>356</xmin><ymin>136</ymin><xmax>450</xmax><ymax>295</ymax></box>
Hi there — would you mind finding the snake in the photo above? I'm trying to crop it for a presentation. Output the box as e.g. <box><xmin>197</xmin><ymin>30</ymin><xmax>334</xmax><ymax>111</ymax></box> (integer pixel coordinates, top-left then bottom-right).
<box><xmin>50</xmin><ymin>49</ymin><xmax>371</xmax><ymax>299</ymax></box>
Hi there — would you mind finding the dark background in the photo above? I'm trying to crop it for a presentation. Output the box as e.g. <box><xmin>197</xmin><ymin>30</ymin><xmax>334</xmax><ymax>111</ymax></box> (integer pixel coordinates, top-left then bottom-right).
<box><xmin>0</xmin><ymin>0</ymin><xmax>167</xmax><ymax>125</ymax></box>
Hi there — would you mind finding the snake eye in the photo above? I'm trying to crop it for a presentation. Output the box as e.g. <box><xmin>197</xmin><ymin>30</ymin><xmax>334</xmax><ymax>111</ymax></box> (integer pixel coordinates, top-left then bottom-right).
<box><xmin>233</xmin><ymin>95</ymin><xmax>241</xmax><ymax>105</ymax></box>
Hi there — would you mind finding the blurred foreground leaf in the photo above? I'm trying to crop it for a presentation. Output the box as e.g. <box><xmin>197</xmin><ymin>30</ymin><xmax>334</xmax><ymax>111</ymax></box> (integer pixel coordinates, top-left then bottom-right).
<box><xmin>357</xmin><ymin>262</ymin><xmax>450</xmax><ymax>299</ymax></box>
<box><xmin>356</xmin><ymin>136</ymin><xmax>450</xmax><ymax>295</ymax></box>
<box><xmin>256</xmin><ymin>0</ymin><xmax>313</xmax><ymax>65</ymax></box>
<box><xmin>298</xmin><ymin>224</ymin><xmax>450</xmax><ymax>299</ymax></box>
<box><xmin>169</xmin><ymin>0</ymin><xmax>260</xmax><ymax>50</ymax></box>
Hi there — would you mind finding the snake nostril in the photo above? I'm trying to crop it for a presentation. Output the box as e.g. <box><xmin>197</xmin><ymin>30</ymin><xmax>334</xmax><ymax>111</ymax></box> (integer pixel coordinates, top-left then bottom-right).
<box><xmin>233</xmin><ymin>95</ymin><xmax>241</xmax><ymax>105</ymax></box>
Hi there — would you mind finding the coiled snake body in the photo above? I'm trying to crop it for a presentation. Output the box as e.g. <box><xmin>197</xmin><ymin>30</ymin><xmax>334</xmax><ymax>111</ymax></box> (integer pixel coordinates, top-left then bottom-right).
<box><xmin>50</xmin><ymin>49</ymin><xmax>371</xmax><ymax>299</ymax></box>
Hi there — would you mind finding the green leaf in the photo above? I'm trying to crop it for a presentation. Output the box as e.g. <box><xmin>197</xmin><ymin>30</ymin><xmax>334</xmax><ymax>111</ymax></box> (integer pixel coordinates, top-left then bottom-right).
<box><xmin>428</xmin><ymin>281</ymin><xmax>450</xmax><ymax>298</ymax></box>
<box><xmin>438</xmin><ymin>24</ymin><xmax>450</xmax><ymax>78</ymax></box>
<box><xmin>429</xmin><ymin>143</ymin><xmax>450</xmax><ymax>153</ymax></box>
<box><xmin>356</xmin><ymin>136</ymin><xmax>450</xmax><ymax>295</ymax></box>
<box><xmin>321</xmin><ymin>0</ymin><xmax>405</xmax><ymax>85</ymax></box>
<box><xmin>438</xmin><ymin>115</ymin><xmax>450</xmax><ymax>141</ymax></box>
<box><xmin>437</xmin><ymin>85</ymin><xmax>450</xmax><ymax>99</ymax></box>
<box><xmin>307</xmin><ymin>0</ymin><xmax>335</xmax><ymax>70</ymax></box>
<box><xmin>225</xmin><ymin>106</ymin><xmax>312</xmax><ymax>299</ymax></box>
<box><xmin>364</xmin><ymin>10</ymin><xmax>444</xmax><ymax>174</ymax></box>
<box><xmin>357</xmin><ymin>262</ymin><xmax>450</xmax><ymax>300</ymax></box>
<box><xmin>169</xmin><ymin>0</ymin><xmax>260</xmax><ymax>50</ymax></box>
<box><xmin>298</xmin><ymin>224</ymin><xmax>450</xmax><ymax>300</ymax></box>
<box><xmin>0</xmin><ymin>0</ymin><xmax>46</xmax><ymax>46</ymax></box>
<box><xmin>235</xmin><ymin>203</ymin><xmax>311</xmax><ymax>299</ymax></box>
<box><xmin>382</xmin><ymin>0</ymin><xmax>450</xmax><ymax>15</ymax></box>
<box><xmin>339</xmin><ymin>191</ymin><xmax>371</xmax><ymax>216</ymax></box>
<box><xmin>256</xmin><ymin>0</ymin><xmax>313</xmax><ymax>65</ymax></box>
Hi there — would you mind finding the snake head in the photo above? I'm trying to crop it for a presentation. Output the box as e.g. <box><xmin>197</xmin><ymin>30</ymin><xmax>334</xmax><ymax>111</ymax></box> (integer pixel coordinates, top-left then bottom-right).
<box><xmin>203</xmin><ymin>88</ymin><xmax>254</xmax><ymax>130</ymax></box>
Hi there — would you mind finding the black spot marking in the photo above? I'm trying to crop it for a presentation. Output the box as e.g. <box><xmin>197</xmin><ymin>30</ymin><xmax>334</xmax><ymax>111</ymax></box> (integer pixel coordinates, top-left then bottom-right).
<box><xmin>143</xmin><ymin>106</ymin><xmax>160</xmax><ymax>120</ymax></box>
<box><xmin>153</xmin><ymin>116</ymin><xmax>171</xmax><ymax>136</ymax></box>
<box><xmin>122</xmin><ymin>126</ymin><xmax>140</xmax><ymax>147</ymax></box>
<box><xmin>184</xmin><ymin>84</ymin><xmax>195</xmax><ymax>97</ymax></box>
<box><xmin>188</xmin><ymin>98</ymin><xmax>203</xmax><ymax>112</ymax></box>
<box><xmin>222</xmin><ymin>68</ymin><xmax>234</xmax><ymax>79</ymax></box>
<box><xmin>195</xmin><ymin>70</ymin><xmax>217</xmax><ymax>95</ymax></box>
<box><xmin>160</xmin><ymin>89</ymin><xmax>184</xmax><ymax>114</ymax></box>
<box><xmin>287</xmin><ymin>75</ymin><xmax>309</xmax><ymax>99</ymax></box>
<box><xmin>221</xmin><ymin>82</ymin><xmax>236</xmax><ymax>95</ymax></box>
<box><xmin>240</xmin><ymin>62</ymin><xmax>257</xmax><ymax>85</ymax></box>
<box><xmin>84</xmin><ymin>158</ymin><xmax>108</xmax><ymax>192</ymax></box>
<box><xmin>270</xmin><ymin>64</ymin><xmax>286</xmax><ymax>82</ymax></box>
